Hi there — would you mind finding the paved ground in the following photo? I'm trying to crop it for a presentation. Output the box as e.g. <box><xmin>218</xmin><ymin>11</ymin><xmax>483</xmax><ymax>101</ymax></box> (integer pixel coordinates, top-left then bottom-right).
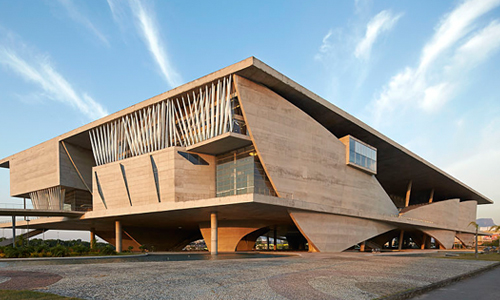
<box><xmin>0</xmin><ymin>252</ymin><xmax>497</xmax><ymax>299</ymax></box>
<box><xmin>413</xmin><ymin>264</ymin><xmax>500</xmax><ymax>300</ymax></box>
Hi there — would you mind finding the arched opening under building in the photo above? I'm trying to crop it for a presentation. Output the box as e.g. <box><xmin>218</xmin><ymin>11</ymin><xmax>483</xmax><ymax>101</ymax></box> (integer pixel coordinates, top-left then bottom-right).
<box><xmin>351</xmin><ymin>228</ymin><xmax>446</xmax><ymax>252</ymax></box>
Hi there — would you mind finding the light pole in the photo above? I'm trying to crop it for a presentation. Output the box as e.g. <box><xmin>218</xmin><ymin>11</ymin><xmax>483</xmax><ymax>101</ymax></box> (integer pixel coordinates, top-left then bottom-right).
<box><xmin>26</xmin><ymin>218</ymin><xmax>30</xmax><ymax>246</ymax></box>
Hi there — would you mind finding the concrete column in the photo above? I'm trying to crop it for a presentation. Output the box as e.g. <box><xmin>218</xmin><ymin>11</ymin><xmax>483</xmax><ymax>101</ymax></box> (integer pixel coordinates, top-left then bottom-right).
<box><xmin>115</xmin><ymin>221</ymin><xmax>122</xmax><ymax>253</ymax></box>
<box><xmin>428</xmin><ymin>189</ymin><xmax>434</xmax><ymax>203</ymax></box>
<box><xmin>211</xmin><ymin>212</ymin><xmax>218</xmax><ymax>255</ymax></box>
<box><xmin>398</xmin><ymin>230</ymin><xmax>405</xmax><ymax>250</ymax></box>
<box><xmin>266</xmin><ymin>235</ymin><xmax>270</xmax><ymax>250</ymax></box>
<box><xmin>405</xmin><ymin>181</ymin><xmax>412</xmax><ymax>207</ymax></box>
<box><xmin>273</xmin><ymin>228</ymin><xmax>277</xmax><ymax>251</ymax></box>
<box><xmin>421</xmin><ymin>234</ymin><xmax>426</xmax><ymax>249</ymax></box>
<box><xmin>11</xmin><ymin>216</ymin><xmax>16</xmax><ymax>248</ymax></box>
<box><xmin>360</xmin><ymin>241</ymin><xmax>366</xmax><ymax>252</ymax></box>
<box><xmin>90</xmin><ymin>228</ymin><xmax>96</xmax><ymax>249</ymax></box>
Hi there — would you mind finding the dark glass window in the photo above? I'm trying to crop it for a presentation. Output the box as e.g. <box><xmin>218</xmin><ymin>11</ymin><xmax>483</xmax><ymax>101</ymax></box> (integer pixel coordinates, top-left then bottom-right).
<box><xmin>178</xmin><ymin>151</ymin><xmax>209</xmax><ymax>165</ymax></box>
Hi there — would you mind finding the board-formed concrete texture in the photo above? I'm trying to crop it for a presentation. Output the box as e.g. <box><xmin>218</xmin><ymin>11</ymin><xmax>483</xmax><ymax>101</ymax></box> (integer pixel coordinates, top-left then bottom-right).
<box><xmin>0</xmin><ymin>57</ymin><xmax>494</xmax><ymax>253</ymax></box>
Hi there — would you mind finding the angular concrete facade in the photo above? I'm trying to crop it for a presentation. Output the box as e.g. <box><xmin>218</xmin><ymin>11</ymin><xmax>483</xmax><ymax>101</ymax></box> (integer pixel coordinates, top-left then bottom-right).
<box><xmin>0</xmin><ymin>57</ymin><xmax>493</xmax><ymax>252</ymax></box>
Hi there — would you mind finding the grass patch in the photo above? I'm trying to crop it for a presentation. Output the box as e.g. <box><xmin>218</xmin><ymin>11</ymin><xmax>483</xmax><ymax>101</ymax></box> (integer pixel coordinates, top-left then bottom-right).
<box><xmin>0</xmin><ymin>290</ymin><xmax>81</xmax><ymax>300</ymax></box>
<box><xmin>445</xmin><ymin>252</ymin><xmax>500</xmax><ymax>261</ymax></box>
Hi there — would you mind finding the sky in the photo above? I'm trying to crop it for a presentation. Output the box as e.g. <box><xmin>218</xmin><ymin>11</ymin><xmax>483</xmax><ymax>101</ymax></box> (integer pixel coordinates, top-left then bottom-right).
<box><xmin>0</xmin><ymin>0</ymin><xmax>499</xmax><ymax>241</ymax></box>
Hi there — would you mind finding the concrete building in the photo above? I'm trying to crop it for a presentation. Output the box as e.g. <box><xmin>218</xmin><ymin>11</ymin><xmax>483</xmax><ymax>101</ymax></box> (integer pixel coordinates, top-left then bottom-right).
<box><xmin>0</xmin><ymin>57</ymin><xmax>493</xmax><ymax>253</ymax></box>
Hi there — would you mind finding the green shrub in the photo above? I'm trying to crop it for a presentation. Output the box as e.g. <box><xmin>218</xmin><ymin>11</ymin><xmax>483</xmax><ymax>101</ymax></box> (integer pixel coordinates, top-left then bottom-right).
<box><xmin>4</xmin><ymin>247</ymin><xmax>20</xmax><ymax>258</ymax></box>
<box><xmin>99</xmin><ymin>245</ymin><xmax>116</xmax><ymax>256</ymax></box>
<box><xmin>71</xmin><ymin>244</ymin><xmax>90</xmax><ymax>255</ymax></box>
<box><xmin>50</xmin><ymin>244</ymin><xmax>69</xmax><ymax>257</ymax></box>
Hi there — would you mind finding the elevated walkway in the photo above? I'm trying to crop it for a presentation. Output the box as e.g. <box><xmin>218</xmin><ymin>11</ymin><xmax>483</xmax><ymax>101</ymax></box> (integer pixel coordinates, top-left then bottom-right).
<box><xmin>0</xmin><ymin>209</ymin><xmax>84</xmax><ymax>217</ymax></box>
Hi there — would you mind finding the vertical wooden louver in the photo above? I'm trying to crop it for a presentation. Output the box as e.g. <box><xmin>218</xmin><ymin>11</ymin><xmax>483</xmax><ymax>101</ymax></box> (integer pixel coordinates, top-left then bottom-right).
<box><xmin>29</xmin><ymin>186</ymin><xmax>66</xmax><ymax>210</ymax></box>
<box><xmin>89</xmin><ymin>76</ymin><xmax>234</xmax><ymax>166</ymax></box>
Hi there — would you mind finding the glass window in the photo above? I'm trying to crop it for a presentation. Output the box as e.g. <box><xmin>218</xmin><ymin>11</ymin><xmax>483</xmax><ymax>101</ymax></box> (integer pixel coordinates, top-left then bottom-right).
<box><xmin>216</xmin><ymin>146</ymin><xmax>275</xmax><ymax>197</ymax></box>
<box><xmin>348</xmin><ymin>137</ymin><xmax>377</xmax><ymax>173</ymax></box>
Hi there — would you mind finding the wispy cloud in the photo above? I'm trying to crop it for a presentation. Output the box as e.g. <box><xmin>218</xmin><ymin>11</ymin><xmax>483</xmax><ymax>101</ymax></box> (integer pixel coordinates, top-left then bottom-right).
<box><xmin>107</xmin><ymin>0</ymin><xmax>127</xmax><ymax>26</ymax></box>
<box><xmin>445</xmin><ymin>117</ymin><xmax>500</xmax><ymax>215</ymax></box>
<box><xmin>313</xmin><ymin>6</ymin><xmax>402</xmax><ymax>106</ymax></box>
<box><xmin>314</xmin><ymin>29</ymin><xmax>337</xmax><ymax>61</ymax></box>
<box><xmin>0</xmin><ymin>35</ymin><xmax>107</xmax><ymax>120</ymax></box>
<box><xmin>57</xmin><ymin>0</ymin><xmax>109</xmax><ymax>46</ymax></box>
<box><xmin>371</xmin><ymin>0</ymin><xmax>500</xmax><ymax>126</ymax></box>
<box><xmin>108</xmin><ymin>0</ymin><xmax>182</xmax><ymax>88</ymax></box>
<box><xmin>355</xmin><ymin>10</ymin><xmax>402</xmax><ymax>60</ymax></box>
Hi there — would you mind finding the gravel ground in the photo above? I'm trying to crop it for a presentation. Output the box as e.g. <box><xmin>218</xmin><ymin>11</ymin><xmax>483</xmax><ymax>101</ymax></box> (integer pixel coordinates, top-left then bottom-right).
<box><xmin>0</xmin><ymin>252</ymin><xmax>496</xmax><ymax>300</ymax></box>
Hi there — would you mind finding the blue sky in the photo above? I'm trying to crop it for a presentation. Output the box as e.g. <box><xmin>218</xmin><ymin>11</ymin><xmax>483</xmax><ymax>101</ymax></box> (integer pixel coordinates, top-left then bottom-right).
<box><xmin>0</xmin><ymin>0</ymin><xmax>499</xmax><ymax>238</ymax></box>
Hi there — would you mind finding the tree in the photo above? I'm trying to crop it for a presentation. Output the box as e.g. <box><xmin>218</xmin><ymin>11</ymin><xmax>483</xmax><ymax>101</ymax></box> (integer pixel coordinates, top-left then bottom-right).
<box><xmin>489</xmin><ymin>225</ymin><xmax>500</xmax><ymax>253</ymax></box>
<box><xmin>469</xmin><ymin>222</ymin><xmax>479</xmax><ymax>259</ymax></box>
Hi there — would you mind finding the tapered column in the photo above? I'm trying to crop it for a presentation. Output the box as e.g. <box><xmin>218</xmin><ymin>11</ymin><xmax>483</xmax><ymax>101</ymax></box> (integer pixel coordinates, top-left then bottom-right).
<box><xmin>115</xmin><ymin>221</ymin><xmax>122</xmax><ymax>253</ymax></box>
<box><xmin>398</xmin><ymin>230</ymin><xmax>405</xmax><ymax>250</ymax></box>
<box><xmin>12</xmin><ymin>216</ymin><xmax>16</xmax><ymax>248</ymax></box>
<box><xmin>405</xmin><ymin>181</ymin><xmax>412</xmax><ymax>207</ymax></box>
<box><xmin>421</xmin><ymin>234</ymin><xmax>426</xmax><ymax>249</ymax></box>
<box><xmin>90</xmin><ymin>227</ymin><xmax>96</xmax><ymax>249</ymax></box>
<box><xmin>266</xmin><ymin>235</ymin><xmax>270</xmax><ymax>250</ymax></box>
<box><xmin>428</xmin><ymin>189</ymin><xmax>434</xmax><ymax>203</ymax></box>
<box><xmin>211</xmin><ymin>212</ymin><xmax>218</xmax><ymax>255</ymax></box>
<box><xmin>360</xmin><ymin>241</ymin><xmax>366</xmax><ymax>252</ymax></box>
<box><xmin>273</xmin><ymin>228</ymin><xmax>277</xmax><ymax>251</ymax></box>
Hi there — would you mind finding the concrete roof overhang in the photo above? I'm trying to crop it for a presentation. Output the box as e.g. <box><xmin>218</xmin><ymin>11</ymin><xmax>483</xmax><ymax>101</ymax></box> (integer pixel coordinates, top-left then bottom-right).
<box><xmin>0</xmin><ymin>57</ymin><xmax>492</xmax><ymax>204</ymax></box>
<box><xmin>232</xmin><ymin>59</ymin><xmax>493</xmax><ymax>205</ymax></box>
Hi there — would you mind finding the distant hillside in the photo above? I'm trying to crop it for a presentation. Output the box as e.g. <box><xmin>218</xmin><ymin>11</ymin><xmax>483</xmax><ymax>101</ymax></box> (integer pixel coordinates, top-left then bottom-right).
<box><xmin>476</xmin><ymin>218</ymin><xmax>496</xmax><ymax>227</ymax></box>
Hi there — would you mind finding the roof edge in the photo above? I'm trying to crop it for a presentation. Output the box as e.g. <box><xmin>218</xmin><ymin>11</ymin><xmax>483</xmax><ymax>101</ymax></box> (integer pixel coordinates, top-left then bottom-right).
<box><xmin>249</xmin><ymin>57</ymin><xmax>493</xmax><ymax>205</ymax></box>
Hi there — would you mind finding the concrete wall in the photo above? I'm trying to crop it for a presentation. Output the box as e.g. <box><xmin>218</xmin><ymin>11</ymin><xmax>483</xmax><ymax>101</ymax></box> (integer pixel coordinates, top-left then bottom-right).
<box><xmin>289</xmin><ymin>210</ymin><xmax>396</xmax><ymax>252</ymax></box>
<box><xmin>235</xmin><ymin>75</ymin><xmax>398</xmax><ymax>217</ymax></box>
<box><xmin>458</xmin><ymin>201</ymin><xmax>477</xmax><ymax>232</ymax></box>
<box><xmin>199</xmin><ymin>220</ymin><xmax>265</xmax><ymax>252</ymax></box>
<box><xmin>92</xmin><ymin>147</ymin><xmax>215</xmax><ymax>211</ymax></box>
<box><xmin>59</xmin><ymin>142</ymin><xmax>94</xmax><ymax>191</ymax></box>
<box><xmin>10</xmin><ymin>138</ymin><xmax>59</xmax><ymax>196</ymax></box>
<box><xmin>418</xmin><ymin>228</ymin><xmax>456</xmax><ymax>249</ymax></box>
<box><xmin>401</xmin><ymin>199</ymin><xmax>460</xmax><ymax>229</ymax></box>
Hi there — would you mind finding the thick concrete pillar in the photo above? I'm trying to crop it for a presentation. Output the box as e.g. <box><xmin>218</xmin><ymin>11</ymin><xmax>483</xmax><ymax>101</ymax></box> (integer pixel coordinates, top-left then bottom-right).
<box><xmin>90</xmin><ymin>228</ymin><xmax>96</xmax><ymax>249</ymax></box>
<box><xmin>115</xmin><ymin>221</ymin><xmax>122</xmax><ymax>253</ymax></box>
<box><xmin>421</xmin><ymin>234</ymin><xmax>426</xmax><ymax>249</ymax></box>
<box><xmin>405</xmin><ymin>181</ymin><xmax>412</xmax><ymax>207</ymax></box>
<box><xmin>273</xmin><ymin>228</ymin><xmax>277</xmax><ymax>250</ymax></box>
<box><xmin>211</xmin><ymin>212</ymin><xmax>218</xmax><ymax>255</ymax></box>
<box><xmin>266</xmin><ymin>235</ymin><xmax>270</xmax><ymax>250</ymax></box>
<box><xmin>428</xmin><ymin>189</ymin><xmax>434</xmax><ymax>203</ymax></box>
<box><xmin>11</xmin><ymin>216</ymin><xmax>16</xmax><ymax>248</ymax></box>
<box><xmin>360</xmin><ymin>241</ymin><xmax>366</xmax><ymax>252</ymax></box>
<box><xmin>398</xmin><ymin>230</ymin><xmax>405</xmax><ymax>250</ymax></box>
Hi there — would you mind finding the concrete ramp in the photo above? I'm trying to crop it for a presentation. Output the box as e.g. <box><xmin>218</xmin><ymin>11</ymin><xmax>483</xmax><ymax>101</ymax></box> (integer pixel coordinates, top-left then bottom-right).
<box><xmin>0</xmin><ymin>229</ymin><xmax>44</xmax><ymax>246</ymax></box>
